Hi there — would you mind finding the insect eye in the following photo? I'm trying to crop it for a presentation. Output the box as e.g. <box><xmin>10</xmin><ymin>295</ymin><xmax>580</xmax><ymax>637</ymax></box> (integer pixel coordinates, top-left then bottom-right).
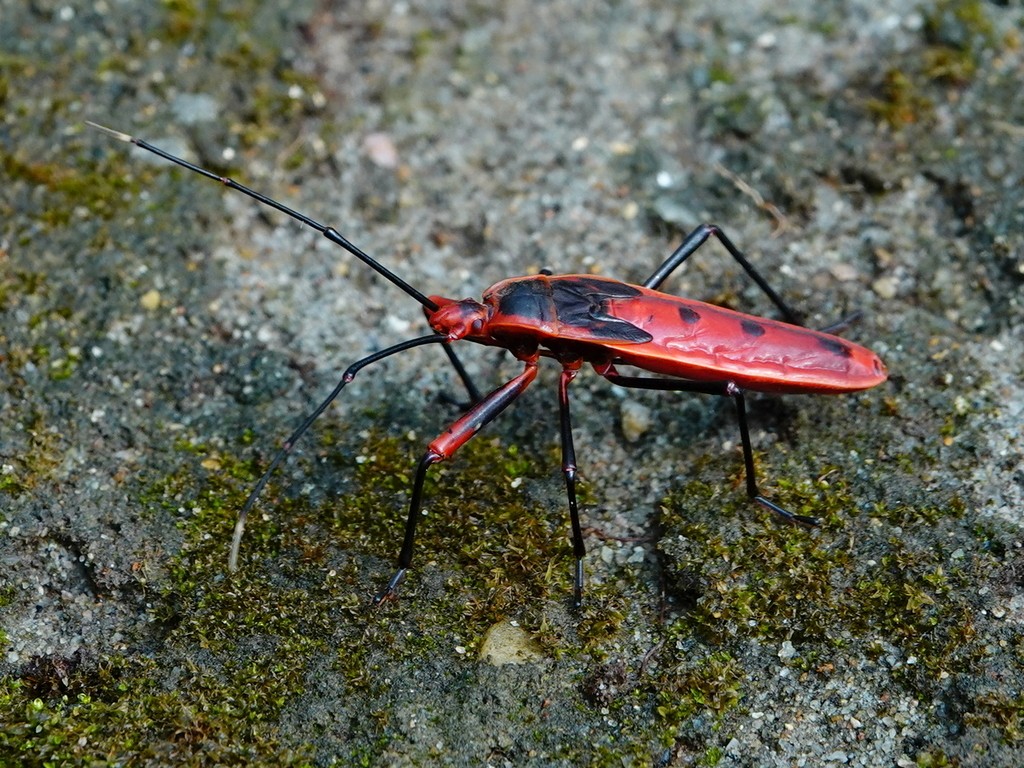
<box><xmin>471</xmin><ymin>319</ymin><xmax>484</xmax><ymax>333</ymax></box>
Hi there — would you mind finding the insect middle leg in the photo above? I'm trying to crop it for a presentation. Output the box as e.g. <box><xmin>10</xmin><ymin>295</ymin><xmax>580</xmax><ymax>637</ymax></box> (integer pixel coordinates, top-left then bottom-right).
<box><xmin>374</xmin><ymin>357</ymin><xmax>540</xmax><ymax>604</ymax></box>
<box><xmin>643</xmin><ymin>223</ymin><xmax>802</xmax><ymax>325</ymax></box>
<box><xmin>556</xmin><ymin>362</ymin><xmax>587</xmax><ymax>608</ymax></box>
<box><xmin>598</xmin><ymin>367</ymin><xmax>819</xmax><ymax>527</ymax></box>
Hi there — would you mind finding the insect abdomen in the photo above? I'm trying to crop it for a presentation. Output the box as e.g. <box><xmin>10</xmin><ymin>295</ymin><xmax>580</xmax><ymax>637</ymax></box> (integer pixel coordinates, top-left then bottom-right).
<box><xmin>605</xmin><ymin>293</ymin><xmax>887</xmax><ymax>393</ymax></box>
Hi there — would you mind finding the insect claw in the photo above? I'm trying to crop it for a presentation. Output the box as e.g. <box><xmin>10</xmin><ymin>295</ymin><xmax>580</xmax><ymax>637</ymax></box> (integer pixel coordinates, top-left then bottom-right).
<box><xmin>228</xmin><ymin>516</ymin><xmax>247</xmax><ymax>572</ymax></box>
<box><xmin>373</xmin><ymin>568</ymin><xmax>407</xmax><ymax>606</ymax></box>
<box><xmin>755</xmin><ymin>495</ymin><xmax>820</xmax><ymax>528</ymax></box>
<box><xmin>572</xmin><ymin>560</ymin><xmax>584</xmax><ymax>610</ymax></box>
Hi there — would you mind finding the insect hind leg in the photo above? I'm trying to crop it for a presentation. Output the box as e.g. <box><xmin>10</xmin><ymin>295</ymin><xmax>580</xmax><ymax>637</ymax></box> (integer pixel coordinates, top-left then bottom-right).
<box><xmin>643</xmin><ymin>223</ymin><xmax>802</xmax><ymax>325</ymax></box>
<box><xmin>599</xmin><ymin>368</ymin><xmax>819</xmax><ymax>527</ymax></box>
<box><xmin>727</xmin><ymin>383</ymin><xmax>819</xmax><ymax>526</ymax></box>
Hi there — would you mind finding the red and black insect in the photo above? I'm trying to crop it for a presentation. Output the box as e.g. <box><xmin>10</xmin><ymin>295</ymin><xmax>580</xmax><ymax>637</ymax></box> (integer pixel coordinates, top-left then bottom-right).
<box><xmin>89</xmin><ymin>122</ymin><xmax>888</xmax><ymax>607</ymax></box>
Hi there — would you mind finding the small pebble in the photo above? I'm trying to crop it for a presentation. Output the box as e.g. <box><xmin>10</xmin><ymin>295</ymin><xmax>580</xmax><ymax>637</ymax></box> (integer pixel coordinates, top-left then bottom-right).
<box><xmin>620</xmin><ymin>400</ymin><xmax>652</xmax><ymax>442</ymax></box>
<box><xmin>140</xmin><ymin>289</ymin><xmax>161</xmax><ymax>311</ymax></box>
<box><xmin>478</xmin><ymin>621</ymin><xmax>543</xmax><ymax>666</ymax></box>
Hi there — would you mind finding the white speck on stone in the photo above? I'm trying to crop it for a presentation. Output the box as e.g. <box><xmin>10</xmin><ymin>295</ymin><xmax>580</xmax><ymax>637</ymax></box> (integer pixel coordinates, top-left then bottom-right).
<box><xmin>363</xmin><ymin>133</ymin><xmax>400</xmax><ymax>169</ymax></box>
<box><xmin>170</xmin><ymin>92</ymin><xmax>219</xmax><ymax>125</ymax></box>
<box><xmin>386</xmin><ymin>314</ymin><xmax>412</xmax><ymax>334</ymax></box>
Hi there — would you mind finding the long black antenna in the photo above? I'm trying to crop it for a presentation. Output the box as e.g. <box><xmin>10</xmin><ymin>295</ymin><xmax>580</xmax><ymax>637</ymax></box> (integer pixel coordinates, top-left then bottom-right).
<box><xmin>86</xmin><ymin>121</ymin><xmax>439</xmax><ymax>312</ymax></box>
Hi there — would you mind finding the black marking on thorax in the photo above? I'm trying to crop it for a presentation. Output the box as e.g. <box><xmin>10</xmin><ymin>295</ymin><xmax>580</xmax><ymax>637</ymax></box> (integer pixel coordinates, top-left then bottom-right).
<box><xmin>492</xmin><ymin>277</ymin><xmax>653</xmax><ymax>344</ymax></box>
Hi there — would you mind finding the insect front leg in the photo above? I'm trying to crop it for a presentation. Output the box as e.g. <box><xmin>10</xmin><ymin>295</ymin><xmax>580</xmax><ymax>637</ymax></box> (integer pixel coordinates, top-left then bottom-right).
<box><xmin>598</xmin><ymin>367</ymin><xmax>819</xmax><ymax>527</ymax></box>
<box><xmin>643</xmin><ymin>223</ymin><xmax>802</xmax><ymax>325</ymax></box>
<box><xmin>374</xmin><ymin>357</ymin><xmax>540</xmax><ymax>604</ymax></box>
<box><xmin>229</xmin><ymin>335</ymin><xmax>449</xmax><ymax>572</ymax></box>
<box><xmin>440</xmin><ymin>344</ymin><xmax>484</xmax><ymax>405</ymax></box>
<box><xmin>556</xmin><ymin>362</ymin><xmax>586</xmax><ymax>608</ymax></box>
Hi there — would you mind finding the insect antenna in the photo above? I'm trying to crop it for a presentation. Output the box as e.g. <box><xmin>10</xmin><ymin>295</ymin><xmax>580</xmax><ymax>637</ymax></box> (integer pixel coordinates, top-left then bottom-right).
<box><xmin>86</xmin><ymin>121</ymin><xmax>439</xmax><ymax>312</ymax></box>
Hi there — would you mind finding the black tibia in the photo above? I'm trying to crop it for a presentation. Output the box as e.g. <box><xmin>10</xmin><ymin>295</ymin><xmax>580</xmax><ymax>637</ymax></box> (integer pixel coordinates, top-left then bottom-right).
<box><xmin>599</xmin><ymin>368</ymin><xmax>819</xmax><ymax>527</ymax></box>
<box><xmin>557</xmin><ymin>364</ymin><xmax>587</xmax><ymax>608</ymax></box>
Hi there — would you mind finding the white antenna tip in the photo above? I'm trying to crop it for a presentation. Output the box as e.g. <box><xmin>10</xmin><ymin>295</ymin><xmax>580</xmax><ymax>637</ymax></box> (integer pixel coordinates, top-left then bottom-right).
<box><xmin>85</xmin><ymin>121</ymin><xmax>133</xmax><ymax>143</ymax></box>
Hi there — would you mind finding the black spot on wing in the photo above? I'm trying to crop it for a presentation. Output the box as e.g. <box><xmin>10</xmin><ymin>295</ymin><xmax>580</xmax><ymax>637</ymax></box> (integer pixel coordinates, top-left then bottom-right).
<box><xmin>551</xmin><ymin>277</ymin><xmax>653</xmax><ymax>343</ymax></box>
<box><xmin>678</xmin><ymin>306</ymin><xmax>701</xmax><ymax>324</ymax></box>
<box><xmin>818</xmin><ymin>336</ymin><xmax>854</xmax><ymax>358</ymax></box>
<box><xmin>740</xmin><ymin>319</ymin><xmax>766</xmax><ymax>337</ymax></box>
<box><xmin>584</xmin><ymin>309</ymin><xmax>654</xmax><ymax>343</ymax></box>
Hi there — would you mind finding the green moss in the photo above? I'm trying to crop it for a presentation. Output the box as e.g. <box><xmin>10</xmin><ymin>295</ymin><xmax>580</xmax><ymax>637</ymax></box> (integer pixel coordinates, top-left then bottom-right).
<box><xmin>0</xmin><ymin>661</ymin><xmax>315</xmax><ymax>766</ymax></box>
<box><xmin>0</xmin><ymin>410</ymin><xmax>62</xmax><ymax>498</ymax></box>
<box><xmin>658</xmin><ymin>453</ymin><xmax>990</xmax><ymax>689</ymax></box>
<box><xmin>915</xmin><ymin>750</ymin><xmax>955</xmax><ymax>767</ymax></box>
<box><xmin>921</xmin><ymin>0</ymin><xmax>995</xmax><ymax>84</ymax></box>
<box><xmin>149</xmin><ymin>424</ymin><xmax>595</xmax><ymax>640</ymax></box>
<box><xmin>966</xmin><ymin>691</ymin><xmax>1024</xmax><ymax>743</ymax></box>
<box><xmin>0</xmin><ymin>433</ymin><xmax>340</xmax><ymax>764</ymax></box>
<box><xmin>161</xmin><ymin>0</ymin><xmax>203</xmax><ymax>42</ymax></box>
<box><xmin>54</xmin><ymin>422</ymin><xmax>641</xmax><ymax>763</ymax></box>
<box><xmin>1</xmin><ymin>148</ymin><xmax>135</xmax><ymax>228</ymax></box>
<box><xmin>706</xmin><ymin>60</ymin><xmax>735</xmax><ymax>86</ymax></box>
<box><xmin>47</xmin><ymin>346</ymin><xmax>81</xmax><ymax>381</ymax></box>
<box><xmin>0</xmin><ymin>269</ymin><xmax>46</xmax><ymax>312</ymax></box>
<box><xmin>0</xmin><ymin>585</ymin><xmax>12</xmax><ymax>649</ymax></box>
<box><xmin>318</xmin><ymin>431</ymin><xmax>581</xmax><ymax>638</ymax></box>
<box><xmin>653</xmin><ymin>650</ymin><xmax>744</xmax><ymax>744</ymax></box>
<box><xmin>867</xmin><ymin>68</ymin><xmax>934</xmax><ymax>126</ymax></box>
<box><xmin>864</xmin><ymin>1</ymin><xmax>998</xmax><ymax>127</ymax></box>
<box><xmin>700</xmin><ymin>746</ymin><xmax>725</xmax><ymax>766</ymax></box>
